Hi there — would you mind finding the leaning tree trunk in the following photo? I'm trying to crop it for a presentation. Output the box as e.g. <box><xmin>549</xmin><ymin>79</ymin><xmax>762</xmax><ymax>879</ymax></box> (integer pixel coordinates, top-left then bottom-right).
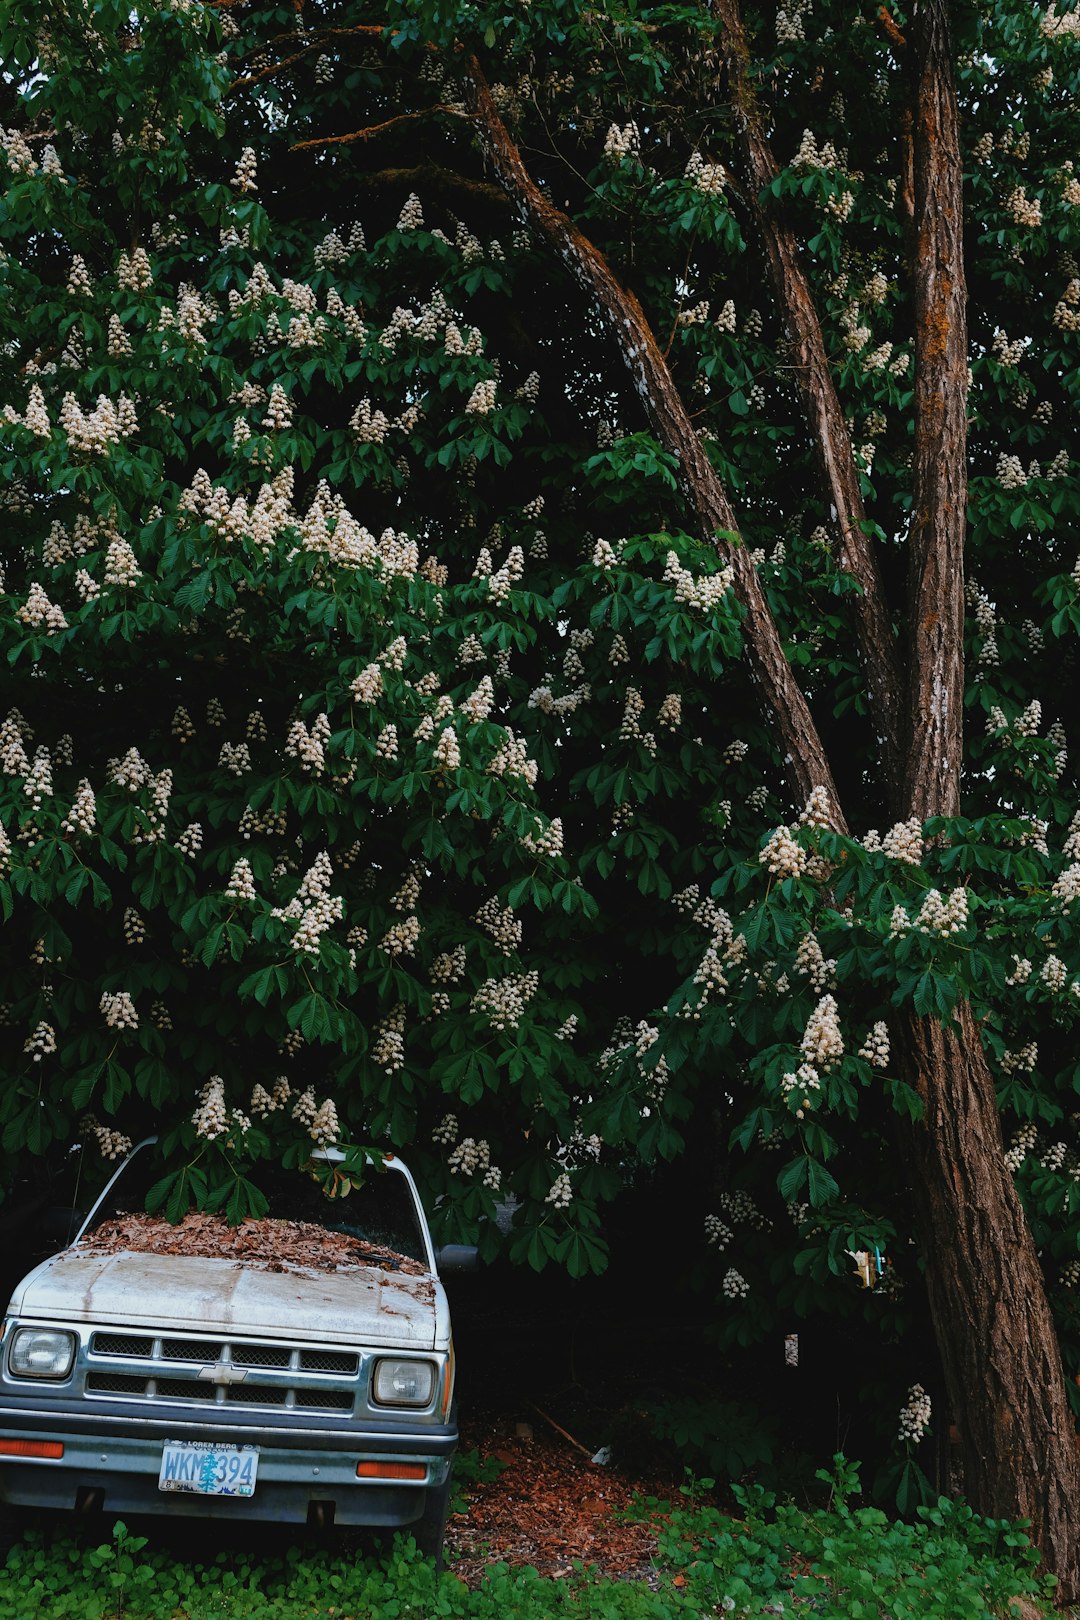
<box><xmin>898</xmin><ymin>1004</ymin><xmax>1080</xmax><ymax>1601</ymax></box>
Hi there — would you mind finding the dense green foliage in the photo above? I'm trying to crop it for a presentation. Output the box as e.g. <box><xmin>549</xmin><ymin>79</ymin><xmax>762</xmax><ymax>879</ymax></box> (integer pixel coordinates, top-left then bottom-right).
<box><xmin>0</xmin><ymin>1461</ymin><xmax>1057</xmax><ymax>1620</ymax></box>
<box><xmin>1</xmin><ymin>0</ymin><xmax>1079</xmax><ymax>1468</ymax></box>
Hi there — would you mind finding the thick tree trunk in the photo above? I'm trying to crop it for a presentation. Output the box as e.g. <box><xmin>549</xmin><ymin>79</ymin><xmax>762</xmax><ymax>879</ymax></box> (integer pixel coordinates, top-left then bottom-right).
<box><xmin>899</xmin><ymin>1002</ymin><xmax>1080</xmax><ymax>1601</ymax></box>
<box><xmin>901</xmin><ymin>5</ymin><xmax>1080</xmax><ymax>1596</ymax></box>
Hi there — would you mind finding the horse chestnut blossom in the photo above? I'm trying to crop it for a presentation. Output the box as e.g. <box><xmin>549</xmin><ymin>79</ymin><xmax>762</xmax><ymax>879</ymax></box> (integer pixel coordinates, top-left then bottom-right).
<box><xmin>100</xmin><ymin>991</ymin><xmax>138</xmax><ymax>1031</ymax></box>
<box><xmin>801</xmin><ymin>995</ymin><xmax>844</xmax><ymax>1068</ymax></box>
<box><xmin>898</xmin><ymin>1384</ymin><xmax>932</xmax><ymax>1444</ymax></box>
<box><xmin>760</xmin><ymin>824</ymin><xmax>807</xmax><ymax>879</ymax></box>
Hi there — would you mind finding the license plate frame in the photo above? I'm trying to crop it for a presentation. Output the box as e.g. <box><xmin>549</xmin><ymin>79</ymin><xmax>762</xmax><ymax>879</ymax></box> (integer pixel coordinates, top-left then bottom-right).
<box><xmin>158</xmin><ymin>1440</ymin><xmax>259</xmax><ymax>1497</ymax></box>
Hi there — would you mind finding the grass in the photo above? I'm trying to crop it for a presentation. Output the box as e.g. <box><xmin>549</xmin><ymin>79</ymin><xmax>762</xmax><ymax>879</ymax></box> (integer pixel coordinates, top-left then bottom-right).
<box><xmin>0</xmin><ymin>1458</ymin><xmax>1064</xmax><ymax>1620</ymax></box>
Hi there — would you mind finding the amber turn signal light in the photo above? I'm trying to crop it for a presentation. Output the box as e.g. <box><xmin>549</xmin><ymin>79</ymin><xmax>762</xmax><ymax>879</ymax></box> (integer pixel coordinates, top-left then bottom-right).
<box><xmin>0</xmin><ymin>1438</ymin><xmax>64</xmax><ymax>1459</ymax></box>
<box><xmin>355</xmin><ymin>1460</ymin><xmax>426</xmax><ymax>1481</ymax></box>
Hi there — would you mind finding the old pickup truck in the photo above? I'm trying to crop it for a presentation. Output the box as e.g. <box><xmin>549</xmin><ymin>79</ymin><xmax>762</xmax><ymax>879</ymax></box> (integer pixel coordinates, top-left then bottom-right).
<box><xmin>0</xmin><ymin>1142</ymin><xmax>468</xmax><ymax>1561</ymax></box>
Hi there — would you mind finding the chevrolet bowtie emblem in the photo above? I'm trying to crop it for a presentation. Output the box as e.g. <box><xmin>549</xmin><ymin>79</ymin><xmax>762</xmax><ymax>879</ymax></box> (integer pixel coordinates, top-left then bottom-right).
<box><xmin>198</xmin><ymin>1363</ymin><xmax>249</xmax><ymax>1386</ymax></box>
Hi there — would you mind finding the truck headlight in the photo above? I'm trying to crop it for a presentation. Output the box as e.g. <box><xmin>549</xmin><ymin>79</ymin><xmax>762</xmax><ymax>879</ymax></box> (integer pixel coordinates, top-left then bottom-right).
<box><xmin>372</xmin><ymin>1358</ymin><xmax>436</xmax><ymax>1407</ymax></box>
<box><xmin>9</xmin><ymin>1328</ymin><xmax>76</xmax><ymax>1380</ymax></box>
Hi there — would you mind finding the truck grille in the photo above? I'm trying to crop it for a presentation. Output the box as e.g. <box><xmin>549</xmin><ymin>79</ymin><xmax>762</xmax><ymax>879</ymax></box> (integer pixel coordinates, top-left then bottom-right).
<box><xmin>84</xmin><ymin>1330</ymin><xmax>361</xmax><ymax>1414</ymax></box>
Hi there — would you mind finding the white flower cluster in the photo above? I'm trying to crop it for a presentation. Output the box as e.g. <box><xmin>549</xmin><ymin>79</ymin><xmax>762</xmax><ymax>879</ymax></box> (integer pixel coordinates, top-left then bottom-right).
<box><xmin>465</xmin><ymin>378</ymin><xmax>497</xmax><ymax>416</ymax></box>
<box><xmin>460</xmin><ymin>675</ymin><xmax>494</xmax><ymax>723</ymax></box>
<box><xmin>863</xmin><ymin>818</ymin><xmax>923</xmax><ymax>864</ymax></box>
<box><xmin>794</xmin><ymin>933</ymin><xmax>835</xmax><ymax>991</ymax></box>
<box><xmin>488</xmin><ymin>729</ymin><xmax>538</xmax><ymax>787</ymax></box>
<box><xmin>663</xmin><ymin>551</ymin><xmax>733</xmax><ymax>613</ymax></box>
<box><xmin>250</xmin><ymin>1076</ymin><xmax>291</xmax><ymax>1116</ymax></box>
<box><xmin>912</xmin><ymin>888</ymin><xmax>969</xmax><ymax>936</ymax></box>
<box><xmin>397</xmin><ymin>192</ymin><xmax>424</xmax><ymax>230</ymax></box>
<box><xmin>760</xmin><ymin>825</ymin><xmax>806</xmax><ymax>879</ymax></box>
<box><xmin>520</xmin><ymin>816</ymin><xmax>564</xmax><ymax>858</ymax></box>
<box><xmin>17</xmin><ymin>582</ymin><xmax>67</xmax><ymax>634</ymax></box>
<box><xmin>475</xmin><ymin>896</ymin><xmax>522</xmax><ymax>955</ymax></box>
<box><xmin>684</xmin><ymin>150</ymin><xmax>726</xmax><ymax>196</ymax></box>
<box><xmin>23</xmin><ymin>1021</ymin><xmax>57</xmax><ymax>1061</ymax></box>
<box><xmin>471</xmin><ymin>971</ymin><xmax>539</xmax><ymax>1031</ymax></box>
<box><xmin>996</xmin><ymin>453</ymin><xmax>1027</xmax><ymax>490</ymax></box>
<box><xmin>193</xmin><ymin>1076</ymin><xmax>228</xmax><ymax>1141</ymax></box>
<box><xmin>603</xmin><ymin>122</ymin><xmax>639</xmax><ymax>161</ymax></box>
<box><xmin>858</xmin><ymin>1023</ymin><xmax>890</xmax><ymax>1068</ymax></box>
<box><xmin>103</xmin><ymin>537</ymin><xmax>141</xmax><ymax>587</ymax></box>
<box><xmin>379</xmin><ymin>915</ymin><xmax>421</xmax><ymax>956</ymax></box>
<box><xmin>555</xmin><ymin>1014</ymin><xmax>578</xmax><ymax>1041</ymax></box>
<box><xmin>545</xmin><ymin>1172</ymin><xmax>573</xmax><ymax>1208</ymax></box>
<box><xmin>291</xmin><ymin>1087</ymin><xmax>317</xmax><ymax>1127</ymax></box>
<box><xmin>100</xmin><ymin>990</ymin><xmax>138</xmax><ymax>1030</ymax></box>
<box><xmin>372</xmin><ymin>1003</ymin><xmax>406</xmax><ymax>1071</ymax></box>
<box><xmin>432</xmin><ymin>726</ymin><xmax>461</xmax><ymax>770</ymax></box>
<box><xmin>704</xmin><ymin>1214</ymin><xmax>732</xmax><ymax>1248</ymax></box>
<box><xmin>309</xmin><ymin>1098</ymin><xmax>340</xmax><ymax>1146</ymax></box>
<box><xmin>722</xmin><ymin>1268</ymin><xmax>750</xmax><ymax>1299</ymax></box>
<box><xmin>81</xmin><ymin>1115</ymin><xmax>132</xmax><ymax>1162</ymax></box>
<box><xmin>431</xmin><ymin>944</ymin><xmax>467</xmax><ymax>983</ymax></box>
<box><xmin>801</xmin><ymin>995</ymin><xmax>844</xmax><ymax>1068</ymax></box>
<box><xmin>898</xmin><ymin>1384</ymin><xmax>932</xmax><ymax>1444</ymax></box>
<box><xmin>286</xmin><ymin>712</ymin><xmax>331</xmax><ymax>774</ymax></box>
<box><xmin>432</xmin><ymin>1113</ymin><xmax>458</xmax><ymax>1146</ymax></box>
<box><xmin>1041</xmin><ymin>954</ymin><xmax>1068</xmax><ymax>991</ymax></box>
<box><xmin>218</xmin><ymin>742</ymin><xmax>252</xmax><ymax>776</ymax></box>
<box><xmin>488</xmin><ymin>545</ymin><xmax>525</xmax><ymax>602</ymax></box>
<box><xmin>800</xmin><ymin>786</ymin><xmax>833</xmax><ymax>829</ymax></box>
<box><xmin>59</xmin><ymin>392</ymin><xmax>136</xmax><ymax>454</ymax></box>
<box><xmin>782</xmin><ymin>1062</ymin><xmax>821</xmax><ymax>1118</ymax></box>
<box><xmin>226</xmin><ymin>858</ymin><xmax>257</xmax><ymax>902</ymax></box>
<box><xmin>271</xmin><ymin>851</ymin><xmax>343</xmax><ymax>956</ymax></box>
<box><xmin>692</xmin><ymin>946</ymin><xmax>728</xmax><ymax>1007</ymax></box>
<box><xmin>231</xmin><ymin>147</ymin><xmax>258</xmax><ymax>193</ymax></box>
<box><xmin>1004</xmin><ymin>1122</ymin><xmax>1038</xmax><ymax>1172</ymax></box>
<box><xmin>1053</xmin><ymin>863</ymin><xmax>1080</xmax><ymax>904</ymax></box>
<box><xmin>448</xmin><ymin>1137</ymin><xmax>490</xmax><ymax>1175</ymax></box>
<box><xmin>351</xmin><ymin>398</ymin><xmax>390</xmax><ymax>443</ymax></box>
<box><xmin>1005</xmin><ymin>186</ymin><xmax>1042</xmax><ymax>228</ymax></box>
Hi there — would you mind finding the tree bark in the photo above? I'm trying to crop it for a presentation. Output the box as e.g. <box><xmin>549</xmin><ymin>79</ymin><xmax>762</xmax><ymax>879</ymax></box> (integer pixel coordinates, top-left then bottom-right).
<box><xmin>900</xmin><ymin>3</ymin><xmax>1080</xmax><ymax>1596</ymax></box>
<box><xmin>465</xmin><ymin>59</ymin><xmax>845</xmax><ymax>825</ymax></box>
<box><xmin>905</xmin><ymin>0</ymin><xmax>968</xmax><ymax>820</ymax></box>
<box><xmin>898</xmin><ymin>1003</ymin><xmax>1080</xmax><ymax>1601</ymax></box>
<box><xmin>712</xmin><ymin>0</ymin><xmax>906</xmax><ymax>802</ymax></box>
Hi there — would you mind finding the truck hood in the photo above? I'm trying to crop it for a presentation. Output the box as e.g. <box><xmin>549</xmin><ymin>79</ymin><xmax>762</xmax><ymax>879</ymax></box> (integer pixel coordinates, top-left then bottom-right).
<box><xmin>7</xmin><ymin>1248</ymin><xmax>449</xmax><ymax>1351</ymax></box>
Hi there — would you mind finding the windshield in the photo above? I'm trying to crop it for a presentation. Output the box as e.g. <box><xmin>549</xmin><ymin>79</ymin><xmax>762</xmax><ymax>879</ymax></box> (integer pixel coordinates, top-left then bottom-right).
<box><xmin>81</xmin><ymin>1145</ymin><xmax>429</xmax><ymax>1267</ymax></box>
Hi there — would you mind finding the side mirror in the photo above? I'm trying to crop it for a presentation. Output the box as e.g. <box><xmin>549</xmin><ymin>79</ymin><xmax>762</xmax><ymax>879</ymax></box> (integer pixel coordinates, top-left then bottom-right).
<box><xmin>435</xmin><ymin>1244</ymin><xmax>480</xmax><ymax>1274</ymax></box>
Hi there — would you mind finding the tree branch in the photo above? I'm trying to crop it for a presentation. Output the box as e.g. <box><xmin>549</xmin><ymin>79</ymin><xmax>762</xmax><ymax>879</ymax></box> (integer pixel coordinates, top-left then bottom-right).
<box><xmin>712</xmin><ymin>0</ymin><xmax>906</xmax><ymax>806</ymax></box>
<box><xmin>464</xmin><ymin>56</ymin><xmax>845</xmax><ymax>827</ymax></box>
<box><xmin>290</xmin><ymin>105</ymin><xmax>465</xmax><ymax>152</ymax></box>
<box><xmin>904</xmin><ymin>0</ymin><xmax>968</xmax><ymax>819</ymax></box>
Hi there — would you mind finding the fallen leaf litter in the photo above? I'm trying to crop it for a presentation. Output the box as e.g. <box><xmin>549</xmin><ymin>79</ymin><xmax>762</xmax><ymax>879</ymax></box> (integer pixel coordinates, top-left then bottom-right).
<box><xmin>76</xmin><ymin>1212</ymin><xmax>429</xmax><ymax>1275</ymax></box>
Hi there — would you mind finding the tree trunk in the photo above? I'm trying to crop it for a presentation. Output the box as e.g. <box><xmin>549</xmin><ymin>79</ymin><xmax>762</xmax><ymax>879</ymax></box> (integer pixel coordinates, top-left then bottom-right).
<box><xmin>465</xmin><ymin>57</ymin><xmax>845</xmax><ymax>824</ymax></box>
<box><xmin>897</xmin><ymin>5</ymin><xmax>1080</xmax><ymax>1595</ymax></box>
<box><xmin>712</xmin><ymin>0</ymin><xmax>906</xmax><ymax>801</ymax></box>
<box><xmin>899</xmin><ymin>1001</ymin><xmax>1080</xmax><ymax>1601</ymax></box>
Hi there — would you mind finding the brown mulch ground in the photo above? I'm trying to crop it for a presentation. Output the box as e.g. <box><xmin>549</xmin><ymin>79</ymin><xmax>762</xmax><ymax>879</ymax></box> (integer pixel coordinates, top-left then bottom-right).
<box><xmin>77</xmin><ymin>1212</ymin><xmax>429</xmax><ymax>1276</ymax></box>
<box><xmin>446</xmin><ymin>1409</ymin><xmax>678</xmax><ymax>1585</ymax></box>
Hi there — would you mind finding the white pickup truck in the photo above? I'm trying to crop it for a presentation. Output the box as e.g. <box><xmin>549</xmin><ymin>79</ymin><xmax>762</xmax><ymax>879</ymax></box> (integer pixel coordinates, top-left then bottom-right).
<box><xmin>0</xmin><ymin>1143</ymin><xmax>467</xmax><ymax>1562</ymax></box>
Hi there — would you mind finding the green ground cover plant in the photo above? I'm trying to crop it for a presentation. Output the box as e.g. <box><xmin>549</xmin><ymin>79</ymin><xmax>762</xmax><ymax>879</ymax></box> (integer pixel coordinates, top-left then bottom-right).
<box><xmin>0</xmin><ymin>1461</ymin><xmax>1059</xmax><ymax>1620</ymax></box>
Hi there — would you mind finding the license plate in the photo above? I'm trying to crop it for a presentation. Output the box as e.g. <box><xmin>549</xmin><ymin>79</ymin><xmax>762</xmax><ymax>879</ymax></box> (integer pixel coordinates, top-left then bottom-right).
<box><xmin>158</xmin><ymin>1441</ymin><xmax>259</xmax><ymax>1497</ymax></box>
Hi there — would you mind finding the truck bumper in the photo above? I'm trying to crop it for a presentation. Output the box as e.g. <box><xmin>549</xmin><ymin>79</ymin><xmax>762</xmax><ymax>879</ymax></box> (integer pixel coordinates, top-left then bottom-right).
<box><xmin>0</xmin><ymin>1404</ymin><xmax>456</xmax><ymax>1527</ymax></box>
